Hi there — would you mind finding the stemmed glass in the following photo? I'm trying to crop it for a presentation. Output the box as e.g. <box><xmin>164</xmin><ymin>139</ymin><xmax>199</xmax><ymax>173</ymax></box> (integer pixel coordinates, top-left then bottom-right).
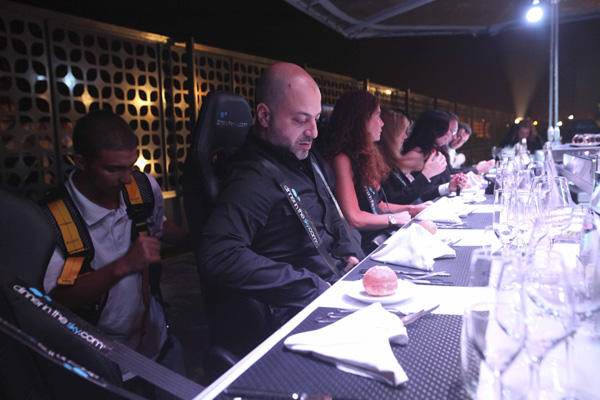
<box><xmin>523</xmin><ymin>250</ymin><xmax>576</xmax><ymax>399</ymax></box>
<box><xmin>561</xmin><ymin>209</ymin><xmax>600</xmax><ymax>399</ymax></box>
<box><xmin>461</xmin><ymin>301</ymin><xmax>525</xmax><ymax>400</ymax></box>
<box><xmin>529</xmin><ymin>176</ymin><xmax>573</xmax><ymax>248</ymax></box>
<box><xmin>493</xmin><ymin>189</ymin><xmax>518</xmax><ymax>250</ymax></box>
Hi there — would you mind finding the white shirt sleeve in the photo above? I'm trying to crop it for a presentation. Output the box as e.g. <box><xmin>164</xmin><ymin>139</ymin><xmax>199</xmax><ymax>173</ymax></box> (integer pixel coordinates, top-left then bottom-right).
<box><xmin>438</xmin><ymin>183</ymin><xmax>451</xmax><ymax>196</ymax></box>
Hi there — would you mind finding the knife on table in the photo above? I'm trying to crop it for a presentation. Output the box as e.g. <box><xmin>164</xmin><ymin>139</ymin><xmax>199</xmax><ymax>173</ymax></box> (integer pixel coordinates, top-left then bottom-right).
<box><xmin>223</xmin><ymin>387</ymin><xmax>360</xmax><ymax>400</ymax></box>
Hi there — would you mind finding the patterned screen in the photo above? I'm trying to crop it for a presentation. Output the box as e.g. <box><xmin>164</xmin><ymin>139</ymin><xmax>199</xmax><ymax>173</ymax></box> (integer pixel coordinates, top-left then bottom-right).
<box><xmin>0</xmin><ymin>2</ymin><xmax>513</xmax><ymax>204</ymax></box>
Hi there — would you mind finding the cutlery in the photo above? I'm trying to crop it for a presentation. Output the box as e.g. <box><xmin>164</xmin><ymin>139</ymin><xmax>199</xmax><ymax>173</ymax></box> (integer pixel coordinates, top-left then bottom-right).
<box><xmin>437</xmin><ymin>224</ymin><xmax>470</xmax><ymax>229</ymax></box>
<box><xmin>410</xmin><ymin>280</ymin><xmax>455</xmax><ymax>286</ymax></box>
<box><xmin>224</xmin><ymin>387</ymin><xmax>360</xmax><ymax>400</ymax></box>
<box><xmin>405</xmin><ymin>271</ymin><xmax>450</xmax><ymax>280</ymax></box>
<box><xmin>316</xmin><ymin>309</ymin><xmax>419</xmax><ymax>324</ymax></box>
<box><xmin>401</xmin><ymin>304</ymin><xmax>440</xmax><ymax>326</ymax></box>
<box><xmin>358</xmin><ymin>269</ymin><xmax>448</xmax><ymax>277</ymax></box>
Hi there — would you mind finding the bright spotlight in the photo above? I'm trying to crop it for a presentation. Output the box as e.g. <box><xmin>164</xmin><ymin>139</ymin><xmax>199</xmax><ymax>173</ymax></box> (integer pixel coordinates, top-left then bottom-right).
<box><xmin>526</xmin><ymin>0</ymin><xmax>544</xmax><ymax>23</ymax></box>
<box><xmin>557</xmin><ymin>121</ymin><xmax>563</xmax><ymax>127</ymax></box>
<box><xmin>515</xmin><ymin>117</ymin><xmax>524</xmax><ymax>124</ymax></box>
<box><xmin>533</xmin><ymin>121</ymin><xmax>538</xmax><ymax>125</ymax></box>
<box><xmin>568</xmin><ymin>114</ymin><xmax>574</xmax><ymax>120</ymax></box>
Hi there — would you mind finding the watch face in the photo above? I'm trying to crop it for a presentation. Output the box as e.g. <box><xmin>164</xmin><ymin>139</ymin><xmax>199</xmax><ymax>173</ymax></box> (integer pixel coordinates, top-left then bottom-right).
<box><xmin>388</xmin><ymin>214</ymin><xmax>396</xmax><ymax>225</ymax></box>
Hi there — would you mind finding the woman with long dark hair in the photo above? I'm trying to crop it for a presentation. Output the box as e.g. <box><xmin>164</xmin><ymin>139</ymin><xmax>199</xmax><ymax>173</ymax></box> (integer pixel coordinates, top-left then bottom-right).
<box><xmin>400</xmin><ymin>109</ymin><xmax>466</xmax><ymax>199</ymax></box>
<box><xmin>499</xmin><ymin>119</ymin><xmax>543</xmax><ymax>152</ymax></box>
<box><xmin>320</xmin><ymin>90</ymin><xmax>430</xmax><ymax>252</ymax></box>
<box><xmin>378</xmin><ymin>109</ymin><xmax>446</xmax><ymax>204</ymax></box>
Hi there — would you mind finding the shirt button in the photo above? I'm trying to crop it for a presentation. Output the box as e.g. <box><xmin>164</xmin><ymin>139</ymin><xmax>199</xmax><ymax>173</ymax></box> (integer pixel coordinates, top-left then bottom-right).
<box><xmin>117</xmin><ymin>235</ymin><xmax>122</xmax><ymax>241</ymax></box>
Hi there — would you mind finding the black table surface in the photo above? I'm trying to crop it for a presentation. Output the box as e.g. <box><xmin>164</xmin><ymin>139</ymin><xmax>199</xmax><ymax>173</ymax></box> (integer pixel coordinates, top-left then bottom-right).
<box><xmin>218</xmin><ymin>308</ymin><xmax>469</xmax><ymax>400</ymax></box>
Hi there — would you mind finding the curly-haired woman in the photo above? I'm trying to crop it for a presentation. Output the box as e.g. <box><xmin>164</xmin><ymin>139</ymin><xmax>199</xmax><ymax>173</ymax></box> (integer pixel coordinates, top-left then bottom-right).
<box><xmin>319</xmin><ymin>90</ymin><xmax>430</xmax><ymax>253</ymax></box>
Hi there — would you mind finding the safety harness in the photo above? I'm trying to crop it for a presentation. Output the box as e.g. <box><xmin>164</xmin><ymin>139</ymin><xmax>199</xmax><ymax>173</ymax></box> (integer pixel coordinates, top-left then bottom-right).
<box><xmin>41</xmin><ymin>170</ymin><xmax>155</xmax><ymax>325</ymax></box>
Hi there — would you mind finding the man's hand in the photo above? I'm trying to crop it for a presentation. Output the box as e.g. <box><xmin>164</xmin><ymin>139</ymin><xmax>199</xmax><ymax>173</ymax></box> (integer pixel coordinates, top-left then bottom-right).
<box><xmin>117</xmin><ymin>236</ymin><xmax>161</xmax><ymax>277</ymax></box>
<box><xmin>422</xmin><ymin>151</ymin><xmax>447</xmax><ymax>179</ymax></box>
<box><xmin>343</xmin><ymin>255</ymin><xmax>360</xmax><ymax>273</ymax></box>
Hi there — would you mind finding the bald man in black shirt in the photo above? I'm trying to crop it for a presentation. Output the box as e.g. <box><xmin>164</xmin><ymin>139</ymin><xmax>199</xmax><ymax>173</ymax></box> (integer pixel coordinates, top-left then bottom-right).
<box><xmin>197</xmin><ymin>63</ymin><xmax>361</xmax><ymax>356</ymax></box>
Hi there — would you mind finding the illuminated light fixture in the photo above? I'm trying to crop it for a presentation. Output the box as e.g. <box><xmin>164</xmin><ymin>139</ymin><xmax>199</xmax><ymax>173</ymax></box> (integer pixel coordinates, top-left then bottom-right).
<box><xmin>557</xmin><ymin>121</ymin><xmax>563</xmax><ymax>126</ymax></box>
<box><xmin>135</xmin><ymin>156</ymin><xmax>148</xmax><ymax>171</ymax></box>
<box><xmin>526</xmin><ymin>0</ymin><xmax>544</xmax><ymax>23</ymax></box>
<box><xmin>568</xmin><ymin>114</ymin><xmax>574</xmax><ymax>120</ymax></box>
<box><xmin>384</xmin><ymin>90</ymin><xmax>392</xmax><ymax>95</ymax></box>
<box><xmin>515</xmin><ymin>117</ymin><xmax>524</xmax><ymax>124</ymax></box>
<box><xmin>533</xmin><ymin>121</ymin><xmax>538</xmax><ymax>125</ymax></box>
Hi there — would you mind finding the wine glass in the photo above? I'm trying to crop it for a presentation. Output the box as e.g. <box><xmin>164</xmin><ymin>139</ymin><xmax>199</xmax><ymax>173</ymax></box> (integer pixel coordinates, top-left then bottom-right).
<box><xmin>561</xmin><ymin>209</ymin><xmax>600</xmax><ymax>399</ymax></box>
<box><xmin>461</xmin><ymin>301</ymin><xmax>525</xmax><ymax>400</ymax></box>
<box><xmin>514</xmin><ymin>192</ymin><xmax>537</xmax><ymax>249</ymax></box>
<box><xmin>493</xmin><ymin>189</ymin><xmax>518</xmax><ymax>250</ymax></box>
<box><xmin>523</xmin><ymin>250</ymin><xmax>576</xmax><ymax>399</ymax></box>
<box><xmin>530</xmin><ymin>176</ymin><xmax>573</xmax><ymax>248</ymax></box>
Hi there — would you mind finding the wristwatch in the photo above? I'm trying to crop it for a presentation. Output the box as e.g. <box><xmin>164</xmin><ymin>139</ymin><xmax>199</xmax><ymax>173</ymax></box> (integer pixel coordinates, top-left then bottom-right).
<box><xmin>387</xmin><ymin>214</ymin><xmax>397</xmax><ymax>227</ymax></box>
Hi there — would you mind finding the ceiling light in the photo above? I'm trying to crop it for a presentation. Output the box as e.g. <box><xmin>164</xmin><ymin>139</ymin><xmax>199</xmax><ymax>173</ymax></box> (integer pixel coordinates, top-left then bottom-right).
<box><xmin>526</xmin><ymin>0</ymin><xmax>544</xmax><ymax>23</ymax></box>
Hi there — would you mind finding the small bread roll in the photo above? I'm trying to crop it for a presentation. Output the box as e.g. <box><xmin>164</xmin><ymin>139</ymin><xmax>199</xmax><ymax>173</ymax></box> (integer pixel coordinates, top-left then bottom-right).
<box><xmin>362</xmin><ymin>266</ymin><xmax>398</xmax><ymax>296</ymax></box>
<box><xmin>418</xmin><ymin>220</ymin><xmax>437</xmax><ymax>235</ymax></box>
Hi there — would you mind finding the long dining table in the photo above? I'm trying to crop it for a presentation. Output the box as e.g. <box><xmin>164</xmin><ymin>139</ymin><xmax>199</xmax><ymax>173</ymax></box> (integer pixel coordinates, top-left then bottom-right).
<box><xmin>194</xmin><ymin>191</ymin><xmax>600</xmax><ymax>400</ymax></box>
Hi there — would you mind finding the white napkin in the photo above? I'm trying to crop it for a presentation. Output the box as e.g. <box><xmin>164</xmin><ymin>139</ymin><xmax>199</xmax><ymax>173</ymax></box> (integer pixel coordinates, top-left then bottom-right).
<box><xmin>283</xmin><ymin>303</ymin><xmax>409</xmax><ymax>386</ymax></box>
<box><xmin>370</xmin><ymin>224</ymin><xmax>456</xmax><ymax>271</ymax></box>
<box><xmin>415</xmin><ymin>197</ymin><xmax>462</xmax><ymax>224</ymax></box>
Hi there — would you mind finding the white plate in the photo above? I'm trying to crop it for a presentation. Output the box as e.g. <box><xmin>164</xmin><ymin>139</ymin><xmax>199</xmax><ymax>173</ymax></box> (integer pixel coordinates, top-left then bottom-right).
<box><xmin>345</xmin><ymin>279</ymin><xmax>416</xmax><ymax>305</ymax></box>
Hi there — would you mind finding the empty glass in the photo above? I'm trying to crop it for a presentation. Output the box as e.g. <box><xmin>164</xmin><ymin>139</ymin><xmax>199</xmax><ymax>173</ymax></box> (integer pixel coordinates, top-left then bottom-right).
<box><xmin>461</xmin><ymin>302</ymin><xmax>525</xmax><ymax>400</ymax></box>
<box><xmin>523</xmin><ymin>250</ymin><xmax>575</xmax><ymax>399</ymax></box>
<box><xmin>493</xmin><ymin>189</ymin><xmax>518</xmax><ymax>249</ymax></box>
<box><xmin>529</xmin><ymin>176</ymin><xmax>573</xmax><ymax>248</ymax></box>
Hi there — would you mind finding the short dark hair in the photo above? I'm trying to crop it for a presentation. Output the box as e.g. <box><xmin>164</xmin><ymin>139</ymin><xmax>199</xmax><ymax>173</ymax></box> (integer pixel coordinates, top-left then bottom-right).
<box><xmin>73</xmin><ymin>111</ymin><xmax>138</xmax><ymax>159</ymax></box>
<box><xmin>458</xmin><ymin>122</ymin><xmax>472</xmax><ymax>135</ymax></box>
<box><xmin>445</xmin><ymin>111</ymin><xmax>459</xmax><ymax>122</ymax></box>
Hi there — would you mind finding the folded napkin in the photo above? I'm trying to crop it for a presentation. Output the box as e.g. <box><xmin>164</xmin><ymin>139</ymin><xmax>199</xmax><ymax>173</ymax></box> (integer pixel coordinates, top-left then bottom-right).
<box><xmin>284</xmin><ymin>303</ymin><xmax>409</xmax><ymax>386</ymax></box>
<box><xmin>370</xmin><ymin>224</ymin><xmax>456</xmax><ymax>271</ymax></box>
<box><xmin>415</xmin><ymin>197</ymin><xmax>462</xmax><ymax>224</ymax></box>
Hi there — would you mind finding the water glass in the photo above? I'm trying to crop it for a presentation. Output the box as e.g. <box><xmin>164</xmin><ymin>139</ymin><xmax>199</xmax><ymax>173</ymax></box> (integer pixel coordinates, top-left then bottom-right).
<box><xmin>493</xmin><ymin>189</ymin><xmax>518</xmax><ymax>249</ymax></box>
<box><xmin>461</xmin><ymin>302</ymin><xmax>525</xmax><ymax>400</ymax></box>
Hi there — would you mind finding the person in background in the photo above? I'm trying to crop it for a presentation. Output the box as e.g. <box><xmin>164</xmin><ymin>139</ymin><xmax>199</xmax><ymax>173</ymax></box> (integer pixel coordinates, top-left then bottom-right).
<box><xmin>400</xmin><ymin>109</ymin><xmax>467</xmax><ymax>200</ymax></box>
<box><xmin>42</xmin><ymin>111</ymin><xmax>189</xmax><ymax>399</ymax></box>
<box><xmin>499</xmin><ymin>119</ymin><xmax>543</xmax><ymax>153</ymax></box>
<box><xmin>378</xmin><ymin>108</ymin><xmax>445</xmax><ymax>205</ymax></box>
<box><xmin>319</xmin><ymin>90</ymin><xmax>430</xmax><ymax>254</ymax></box>
<box><xmin>197</xmin><ymin>63</ymin><xmax>361</xmax><ymax>357</ymax></box>
<box><xmin>448</xmin><ymin>122</ymin><xmax>495</xmax><ymax>173</ymax></box>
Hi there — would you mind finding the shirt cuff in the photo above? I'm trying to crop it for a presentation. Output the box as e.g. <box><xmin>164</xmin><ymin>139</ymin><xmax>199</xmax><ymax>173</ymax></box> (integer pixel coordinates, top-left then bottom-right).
<box><xmin>438</xmin><ymin>183</ymin><xmax>451</xmax><ymax>196</ymax></box>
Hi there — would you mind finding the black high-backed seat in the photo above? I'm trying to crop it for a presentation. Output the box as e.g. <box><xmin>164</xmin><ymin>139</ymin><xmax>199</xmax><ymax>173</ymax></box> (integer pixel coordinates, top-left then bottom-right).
<box><xmin>0</xmin><ymin>187</ymin><xmax>123</xmax><ymax>399</ymax></box>
<box><xmin>183</xmin><ymin>91</ymin><xmax>272</xmax><ymax>382</ymax></box>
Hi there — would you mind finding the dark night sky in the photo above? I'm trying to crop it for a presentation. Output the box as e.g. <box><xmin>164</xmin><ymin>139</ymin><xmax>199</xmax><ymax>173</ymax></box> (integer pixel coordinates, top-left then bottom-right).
<box><xmin>8</xmin><ymin>0</ymin><xmax>600</xmax><ymax>122</ymax></box>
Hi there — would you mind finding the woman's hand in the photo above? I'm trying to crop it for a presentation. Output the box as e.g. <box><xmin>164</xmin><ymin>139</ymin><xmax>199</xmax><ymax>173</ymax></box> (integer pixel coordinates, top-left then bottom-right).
<box><xmin>449</xmin><ymin>173</ymin><xmax>468</xmax><ymax>192</ymax></box>
<box><xmin>409</xmin><ymin>201</ymin><xmax>433</xmax><ymax>217</ymax></box>
<box><xmin>392</xmin><ymin>211</ymin><xmax>411</xmax><ymax>226</ymax></box>
<box><xmin>422</xmin><ymin>150</ymin><xmax>447</xmax><ymax>179</ymax></box>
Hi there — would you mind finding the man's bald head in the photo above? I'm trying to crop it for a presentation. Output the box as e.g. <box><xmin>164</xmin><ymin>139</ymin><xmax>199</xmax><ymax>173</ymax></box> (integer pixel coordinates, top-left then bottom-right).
<box><xmin>255</xmin><ymin>63</ymin><xmax>319</xmax><ymax>113</ymax></box>
<box><xmin>254</xmin><ymin>63</ymin><xmax>322</xmax><ymax>159</ymax></box>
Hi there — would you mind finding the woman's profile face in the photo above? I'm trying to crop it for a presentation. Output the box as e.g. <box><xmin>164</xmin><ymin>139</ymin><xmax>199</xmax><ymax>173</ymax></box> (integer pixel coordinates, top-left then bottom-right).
<box><xmin>518</xmin><ymin>125</ymin><xmax>531</xmax><ymax>140</ymax></box>
<box><xmin>366</xmin><ymin>106</ymin><xmax>384</xmax><ymax>142</ymax></box>
<box><xmin>394</xmin><ymin>116</ymin><xmax>410</xmax><ymax>152</ymax></box>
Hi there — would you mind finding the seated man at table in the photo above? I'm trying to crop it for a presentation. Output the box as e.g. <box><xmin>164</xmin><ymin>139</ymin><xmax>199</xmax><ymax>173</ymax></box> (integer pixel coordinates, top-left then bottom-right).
<box><xmin>196</xmin><ymin>62</ymin><xmax>362</xmax><ymax>356</ymax></box>
<box><xmin>448</xmin><ymin>122</ymin><xmax>494</xmax><ymax>174</ymax></box>
<box><xmin>42</xmin><ymin>111</ymin><xmax>189</xmax><ymax>397</ymax></box>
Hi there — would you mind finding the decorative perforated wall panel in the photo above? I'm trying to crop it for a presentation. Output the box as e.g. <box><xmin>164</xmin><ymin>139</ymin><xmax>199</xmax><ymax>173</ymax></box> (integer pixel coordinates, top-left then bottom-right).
<box><xmin>161</xmin><ymin>44</ymin><xmax>190</xmax><ymax>189</ymax></box>
<box><xmin>0</xmin><ymin>11</ymin><xmax>54</xmax><ymax>200</ymax></box>
<box><xmin>0</xmin><ymin>1</ymin><xmax>513</xmax><ymax>204</ymax></box>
